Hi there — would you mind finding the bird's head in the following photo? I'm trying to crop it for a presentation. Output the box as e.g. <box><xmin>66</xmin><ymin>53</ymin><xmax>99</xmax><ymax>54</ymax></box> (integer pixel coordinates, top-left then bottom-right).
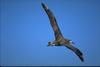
<box><xmin>48</xmin><ymin>42</ymin><xmax>51</xmax><ymax>46</ymax></box>
<box><xmin>47</xmin><ymin>42</ymin><xmax>55</xmax><ymax>46</ymax></box>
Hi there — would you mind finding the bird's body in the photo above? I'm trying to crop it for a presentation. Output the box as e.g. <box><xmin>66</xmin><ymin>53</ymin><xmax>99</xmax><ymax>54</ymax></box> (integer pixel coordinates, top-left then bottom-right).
<box><xmin>42</xmin><ymin>3</ymin><xmax>84</xmax><ymax>62</ymax></box>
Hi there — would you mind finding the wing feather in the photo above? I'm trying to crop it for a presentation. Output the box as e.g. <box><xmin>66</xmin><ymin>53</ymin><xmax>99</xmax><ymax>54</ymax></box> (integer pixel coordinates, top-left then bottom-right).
<box><xmin>65</xmin><ymin>44</ymin><xmax>84</xmax><ymax>62</ymax></box>
<box><xmin>42</xmin><ymin>3</ymin><xmax>63</xmax><ymax>41</ymax></box>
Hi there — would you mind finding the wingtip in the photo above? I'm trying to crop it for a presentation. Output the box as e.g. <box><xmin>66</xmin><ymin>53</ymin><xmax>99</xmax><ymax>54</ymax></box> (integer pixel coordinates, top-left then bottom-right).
<box><xmin>77</xmin><ymin>52</ymin><xmax>84</xmax><ymax>62</ymax></box>
<box><xmin>41</xmin><ymin>2</ymin><xmax>44</xmax><ymax>6</ymax></box>
<box><xmin>41</xmin><ymin>2</ymin><xmax>48</xmax><ymax>10</ymax></box>
<box><xmin>75</xmin><ymin>48</ymin><xmax>84</xmax><ymax>62</ymax></box>
<box><xmin>41</xmin><ymin>2</ymin><xmax>44</xmax><ymax>7</ymax></box>
<box><xmin>79</xmin><ymin>55</ymin><xmax>84</xmax><ymax>62</ymax></box>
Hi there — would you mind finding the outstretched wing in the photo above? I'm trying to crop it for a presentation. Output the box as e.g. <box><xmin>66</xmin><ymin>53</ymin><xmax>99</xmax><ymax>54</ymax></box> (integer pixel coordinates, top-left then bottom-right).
<box><xmin>42</xmin><ymin>3</ymin><xmax>63</xmax><ymax>41</ymax></box>
<box><xmin>64</xmin><ymin>43</ymin><xmax>84</xmax><ymax>62</ymax></box>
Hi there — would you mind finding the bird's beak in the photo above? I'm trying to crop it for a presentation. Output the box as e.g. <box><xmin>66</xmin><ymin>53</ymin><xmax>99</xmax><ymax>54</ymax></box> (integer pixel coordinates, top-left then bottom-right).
<box><xmin>47</xmin><ymin>44</ymin><xmax>50</xmax><ymax>47</ymax></box>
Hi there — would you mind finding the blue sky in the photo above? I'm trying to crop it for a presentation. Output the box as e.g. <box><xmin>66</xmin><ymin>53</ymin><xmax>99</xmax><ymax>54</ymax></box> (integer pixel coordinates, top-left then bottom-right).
<box><xmin>0</xmin><ymin>0</ymin><xmax>100</xmax><ymax>66</ymax></box>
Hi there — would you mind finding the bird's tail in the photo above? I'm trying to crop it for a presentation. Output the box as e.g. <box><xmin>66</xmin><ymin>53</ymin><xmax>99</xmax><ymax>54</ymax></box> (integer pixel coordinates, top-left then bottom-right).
<box><xmin>65</xmin><ymin>44</ymin><xmax>84</xmax><ymax>62</ymax></box>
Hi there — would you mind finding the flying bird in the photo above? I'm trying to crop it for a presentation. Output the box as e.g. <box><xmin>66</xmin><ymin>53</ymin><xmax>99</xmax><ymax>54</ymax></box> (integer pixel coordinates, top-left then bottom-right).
<box><xmin>41</xmin><ymin>3</ymin><xmax>84</xmax><ymax>62</ymax></box>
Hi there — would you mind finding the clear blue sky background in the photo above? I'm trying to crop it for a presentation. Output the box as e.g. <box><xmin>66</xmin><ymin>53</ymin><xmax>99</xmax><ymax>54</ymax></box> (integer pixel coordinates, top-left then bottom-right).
<box><xmin>0</xmin><ymin>0</ymin><xmax>100</xmax><ymax>66</ymax></box>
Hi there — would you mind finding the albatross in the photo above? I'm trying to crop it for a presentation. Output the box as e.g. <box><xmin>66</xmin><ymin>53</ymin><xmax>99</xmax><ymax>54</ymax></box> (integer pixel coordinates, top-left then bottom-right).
<box><xmin>41</xmin><ymin>3</ymin><xmax>84</xmax><ymax>62</ymax></box>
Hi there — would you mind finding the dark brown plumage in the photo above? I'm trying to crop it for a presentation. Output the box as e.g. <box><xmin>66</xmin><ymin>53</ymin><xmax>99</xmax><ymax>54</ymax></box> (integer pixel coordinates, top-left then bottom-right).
<box><xmin>42</xmin><ymin>3</ymin><xmax>84</xmax><ymax>62</ymax></box>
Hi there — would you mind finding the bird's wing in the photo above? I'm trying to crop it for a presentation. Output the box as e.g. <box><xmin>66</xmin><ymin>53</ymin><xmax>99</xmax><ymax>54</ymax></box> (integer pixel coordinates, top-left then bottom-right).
<box><xmin>65</xmin><ymin>44</ymin><xmax>84</xmax><ymax>62</ymax></box>
<box><xmin>42</xmin><ymin>3</ymin><xmax>63</xmax><ymax>41</ymax></box>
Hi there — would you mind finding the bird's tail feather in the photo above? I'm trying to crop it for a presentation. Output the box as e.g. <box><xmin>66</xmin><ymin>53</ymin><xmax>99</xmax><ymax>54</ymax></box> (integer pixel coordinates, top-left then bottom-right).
<box><xmin>65</xmin><ymin>44</ymin><xmax>84</xmax><ymax>62</ymax></box>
